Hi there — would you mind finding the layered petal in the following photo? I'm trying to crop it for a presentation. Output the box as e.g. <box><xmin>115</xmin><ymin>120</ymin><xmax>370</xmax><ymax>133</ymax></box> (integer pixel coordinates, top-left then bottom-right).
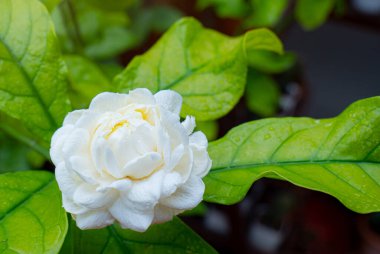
<box><xmin>154</xmin><ymin>90</ymin><xmax>182</xmax><ymax>115</ymax></box>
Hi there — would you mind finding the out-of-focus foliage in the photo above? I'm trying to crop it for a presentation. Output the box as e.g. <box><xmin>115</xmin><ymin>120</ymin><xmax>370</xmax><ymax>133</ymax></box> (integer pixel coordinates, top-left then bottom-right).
<box><xmin>245</xmin><ymin>0</ymin><xmax>289</xmax><ymax>28</ymax></box>
<box><xmin>198</xmin><ymin>0</ymin><xmax>344</xmax><ymax>30</ymax></box>
<box><xmin>64</xmin><ymin>55</ymin><xmax>113</xmax><ymax>109</ymax></box>
<box><xmin>52</xmin><ymin>0</ymin><xmax>183</xmax><ymax>60</ymax></box>
<box><xmin>197</xmin><ymin>0</ymin><xmax>248</xmax><ymax>18</ymax></box>
<box><xmin>52</xmin><ymin>0</ymin><xmax>137</xmax><ymax>59</ymax></box>
<box><xmin>295</xmin><ymin>0</ymin><xmax>336</xmax><ymax>30</ymax></box>
<box><xmin>245</xmin><ymin>70</ymin><xmax>280</xmax><ymax>117</ymax></box>
<box><xmin>196</xmin><ymin>121</ymin><xmax>219</xmax><ymax>141</ymax></box>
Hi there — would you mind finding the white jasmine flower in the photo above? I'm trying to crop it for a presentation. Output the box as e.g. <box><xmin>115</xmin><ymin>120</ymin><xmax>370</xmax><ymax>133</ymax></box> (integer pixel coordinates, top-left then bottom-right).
<box><xmin>50</xmin><ymin>88</ymin><xmax>211</xmax><ymax>232</ymax></box>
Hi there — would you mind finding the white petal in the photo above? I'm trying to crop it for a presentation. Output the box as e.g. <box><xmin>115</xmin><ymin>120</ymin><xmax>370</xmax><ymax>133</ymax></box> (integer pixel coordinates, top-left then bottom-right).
<box><xmin>62</xmin><ymin>128</ymin><xmax>90</xmax><ymax>160</ymax></box>
<box><xmin>121</xmin><ymin>152</ymin><xmax>162</xmax><ymax>179</ymax></box>
<box><xmin>73</xmin><ymin>183</ymin><xmax>116</xmax><ymax>209</ymax></box>
<box><xmin>171</xmin><ymin>148</ymin><xmax>193</xmax><ymax>183</ymax></box>
<box><xmin>160</xmin><ymin>176</ymin><xmax>204</xmax><ymax>210</ymax></box>
<box><xmin>154</xmin><ymin>90</ymin><xmax>182</xmax><ymax>115</ymax></box>
<box><xmin>189</xmin><ymin>131</ymin><xmax>208</xmax><ymax>148</ymax></box>
<box><xmin>50</xmin><ymin>125</ymin><xmax>74</xmax><ymax>165</ymax></box>
<box><xmin>99</xmin><ymin>179</ymin><xmax>132</xmax><ymax>192</ymax></box>
<box><xmin>127</xmin><ymin>88</ymin><xmax>155</xmax><ymax>105</ymax></box>
<box><xmin>69</xmin><ymin>156</ymin><xmax>98</xmax><ymax>184</ymax></box>
<box><xmin>89</xmin><ymin>92</ymin><xmax>129</xmax><ymax>113</ymax></box>
<box><xmin>75</xmin><ymin>210</ymin><xmax>114</xmax><ymax>229</ymax></box>
<box><xmin>128</xmin><ymin>170</ymin><xmax>164</xmax><ymax>204</ymax></box>
<box><xmin>153</xmin><ymin>204</ymin><xmax>182</xmax><ymax>224</ymax></box>
<box><xmin>62</xmin><ymin>195</ymin><xmax>87</xmax><ymax>214</ymax></box>
<box><xmin>161</xmin><ymin>172</ymin><xmax>182</xmax><ymax>198</ymax></box>
<box><xmin>63</xmin><ymin>109</ymin><xmax>86</xmax><ymax>125</ymax></box>
<box><xmin>109</xmin><ymin>198</ymin><xmax>154</xmax><ymax>232</ymax></box>
<box><xmin>104</xmin><ymin>147</ymin><xmax>122</xmax><ymax>178</ymax></box>
<box><xmin>190</xmin><ymin>146</ymin><xmax>212</xmax><ymax>178</ymax></box>
<box><xmin>55</xmin><ymin>162</ymin><xmax>80</xmax><ymax>197</ymax></box>
<box><xmin>181</xmin><ymin>116</ymin><xmax>196</xmax><ymax>135</ymax></box>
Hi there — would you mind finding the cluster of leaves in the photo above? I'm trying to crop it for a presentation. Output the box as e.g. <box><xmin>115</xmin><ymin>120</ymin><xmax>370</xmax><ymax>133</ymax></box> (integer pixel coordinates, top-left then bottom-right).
<box><xmin>197</xmin><ymin>0</ymin><xmax>346</xmax><ymax>30</ymax></box>
<box><xmin>0</xmin><ymin>0</ymin><xmax>379</xmax><ymax>253</ymax></box>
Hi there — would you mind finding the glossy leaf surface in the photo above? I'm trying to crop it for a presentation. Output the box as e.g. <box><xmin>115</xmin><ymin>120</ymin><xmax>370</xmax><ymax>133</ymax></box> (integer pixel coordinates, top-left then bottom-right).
<box><xmin>205</xmin><ymin>97</ymin><xmax>380</xmax><ymax>213</ymax></box>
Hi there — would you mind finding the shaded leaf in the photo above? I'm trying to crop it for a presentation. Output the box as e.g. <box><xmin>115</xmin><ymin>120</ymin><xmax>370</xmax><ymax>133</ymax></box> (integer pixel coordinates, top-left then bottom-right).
<box><xmin>245</xmin><ymin>70</ymin><xmax>280</xmax><ymax>117</ymax></box>
<box><xmin>247</xmin><ymin>50</ymin><xmax>296</xmax><ymax>74</ymax></box>
<box><xmin>295</xmin><ymin>0</ymin><xmax>335</xmax><ymax>30</ymax></box>
<box><xmin>64</xmin><ymin>55</ymin><xmax>112</xmax><ymax>109</ymax></box>
<box><xmin>204</xmin><ymin>96</ymin><xmax>380</xmax><ymax>213</ymax></box>
<box><xmin>0</xmin><ymin>171</ymin><xmax>68</xmax><ymax>253</ymax></box>
<box><xmin>196</xmin><ymin>121</ymin><xmax>219</xmax><ymax>141</ymax></box>
<box><xmin>246</xmin><ymin>0</ymin><xmax>289</xmax><ymax>27</ymax></box>
<box><xmin>60</xmin><ymin>217</ymin><xmax>216</xmax><ymax>253</ymax></box>
<box><xmin>197</xmin><ymin>0</ymin><xmax>249</xmax><ymax>18</ymax></box>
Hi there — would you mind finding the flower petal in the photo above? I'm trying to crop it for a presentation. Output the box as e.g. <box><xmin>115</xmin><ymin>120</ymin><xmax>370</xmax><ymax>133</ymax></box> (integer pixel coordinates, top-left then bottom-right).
<box><xmin>55</xmin><ymin>161</ymin><xmax>81</xmax><ymax>197</ymax></box>
<box><xmin>73</xmin><ymin>183</ymin><xmax>116</xmax><ymax>209</ymax></box>
<box><xmin>153</xmin><ymin>204</ymin><xmax>182</xmax><ymax>224</ymax></box>
<box><xmin>161</xmin><ymin>176</ymin><xmax>204</xmax><ymax>210</ymax></box>
<box><xmin>50</xmin><ymin>125</ymin><xmax>74</xmax><ymax>165</ymax></box>
<box><xmin>121</xmin><ymin>152</ymin><xmax>162</xmax><ymax>179</ymax></box>
<box><xmin>75</xmin><ymin>210</ymin><xmax>114</xmax><ymax>230</ymax></box>
<box><xmin>127</xmin><ymin>88</ymin><xmax>155</xmax><ymax>105</ymax></box>
<box><xmin>181</xmin><ymin>116</ymin><xmax>196</xmax><ymax>135</ymax></box>
<box><xmin>89</xmin><ymin>92</ymin><xmax>129</xmax><ymax>113</ymax></box>
<box><xmin>109</xmin><ymin>198</ymin><xmax>154</xmax><ymax>232</ymax></box>
<box><xmin>63</xmin><ymin>109</ymin><xmax>86</xmax><ymax>125</ymax></box>
<box><xmin>154</xmin><ymin>90</ymin><xmax>182</xmax><ymax>115</ymax></box>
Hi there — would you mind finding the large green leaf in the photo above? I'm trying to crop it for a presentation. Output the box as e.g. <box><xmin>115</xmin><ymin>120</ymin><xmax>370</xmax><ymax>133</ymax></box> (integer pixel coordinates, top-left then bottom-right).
<box><xmin>295</xmin><ymin>0</ymin><xmax>335</xmax><ymax>30</ymax></box>
<box><xmin>0</xmin><ymin>171</ymin><xmax>68</xmax><ymax>253</ymax></box>
<box><xmin>204</xmin><ymin>96</ymin><xmax>380</xmax><ymax>213</ymax></box>
<box><xmin>0</xmin><ymin>0</ymin><xmax>70</xmax><ymax>145</ymax></box>
<box><xmin>60</xmin><ymin>217</ymin><xmax>216</xmax><ymax>253</ymax></box>
<box><xmin>64</xmin><ymin>55</ymin><xmax>112</xmax><ymax>109</ymax></box>
<box><xmin>115</xmin><ymin>17</ymin><xmax>282</xmax><ymax>121</ymax></box>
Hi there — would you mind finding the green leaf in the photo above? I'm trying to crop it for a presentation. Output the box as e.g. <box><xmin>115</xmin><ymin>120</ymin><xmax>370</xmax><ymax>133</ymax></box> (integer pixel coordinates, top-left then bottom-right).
<box><xmin>115</xmin><ymin>17</ymin><xmax>282</xmax><ymax>121</ymax></box>
<box><xmin>39</xmin><ymin>0</ymin><xmax>62</xmax><ymax>12</ymax></box>
<box><xmin>0</xmin><ymin>171</ymin><xmax>68</xmax><ymax>253</ymax></box>
<box><xmin>295</xmin><ymin>0</ymin><xmax>335</xmax><ymax>30</ymax></box>
<box><xmin>245</xmin><ymin>70</ymin><xmax>280</xmax><ymax>117</ymax></box>
<box><xmin>196</xmin><ymin>121</ymin><xmax>219</xmax><ymax>141</ymax></box>
<box><xmin>129</xmin><ymin>5</ymin><xmax>183</xmax><ymax>45</ymax></box>
<box><xmin>246</xmin><ymin>0</ymin><xmax>289</xmax><ymax>27</ymax></box>
<box><xmin>0</xmin><ymin>0</ymin><xmax>70</xmax><ymax>145</ymax></box>
<box><xmin>0</xmin><ymin>133</ymin><xmax>29</xmax><ymax>173</ymax></box>
<box><xmin>197</xmin><ymin>0</ymin><xmax>249</xmax><ymax>18</ymax></box>
<box><xmin>53</xmin><ymin>1</ymin><xmax>138</xmax><ymax>60</ymax></box>
<box><xmin>204</xmin><ymin>96</ymin><xmax>380</xmax><ymax>213</ymax></box>
<box><xmin>247</xmin><ymin>50</ymin><xmax>296</xmax><ymax>74</ymax></box>
<box><xmin>64</xmin><ymin>55</ymin><xmax>112</xmax><ymax>109</ymax></box>
<box><xmin>60</xmin><ymin>217</ymin><xmax>216</xmax><ymax>253</ymax></box>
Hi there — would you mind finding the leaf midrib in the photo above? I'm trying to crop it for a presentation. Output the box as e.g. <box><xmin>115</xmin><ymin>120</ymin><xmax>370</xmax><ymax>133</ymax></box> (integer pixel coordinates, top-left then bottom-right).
<box><xmin>0</xmin><ymin>12</ymin><xmax>58</xmax><ymax>129</ymax></box>
<box><xmin>210</xmin><ymin>160</ymin><xmax>380</xmax><ymax>173</ymax></box>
